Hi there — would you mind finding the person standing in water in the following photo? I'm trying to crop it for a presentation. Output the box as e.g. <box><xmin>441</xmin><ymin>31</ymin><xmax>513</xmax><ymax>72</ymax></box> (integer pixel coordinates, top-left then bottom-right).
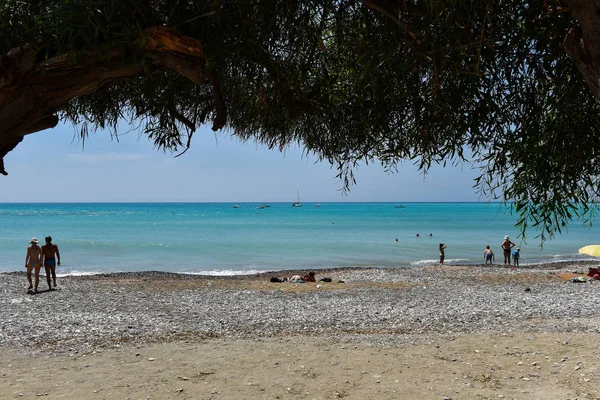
<box><xmin>484</xmin><ymin>246</ymin><xmax>495</xmax><ymax>265</ymax></box>
<box><xmin>439</xmin><ymin>243</ymin><xmax>447</xmax><ymax>264</ymax></box>
<box><xmin>512</xmin><ymin>248</ymin><xmax>521</xmax><ymax>267</ymax></box>
<box><xmin>501</xmin><ymin>235</ymin><xmax>516</xmax><ymax>265</ymax></box>
<box><xmin>42</xmin><ymin>236</ymin><xmax>61</xmax><ymax>290</ymax></box>
<box><xmin>25</xmin><ymin>238</ymin><xmax>43</xmax><ymax>293</ymax></box>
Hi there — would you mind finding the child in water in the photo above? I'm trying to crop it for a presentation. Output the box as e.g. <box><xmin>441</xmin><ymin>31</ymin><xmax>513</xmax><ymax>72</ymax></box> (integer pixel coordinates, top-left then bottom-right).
<box><xmin>513</xmin><ymin>248</ymin><xmax>521</xmax><ymax>267</ymax></box>
<box><xmin>484</xmin><ymin>245</ymin><xmax>495</xmax><ymax>265</ymax></box>
<box><xmin>439</xmin><ymin>243</ymin><xmax>447</xmax><ymax>264</ymax></box>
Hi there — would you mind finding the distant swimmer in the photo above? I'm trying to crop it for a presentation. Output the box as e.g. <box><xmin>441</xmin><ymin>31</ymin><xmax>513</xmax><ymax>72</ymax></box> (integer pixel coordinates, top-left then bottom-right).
<box><xmin>416</xmin><ymin>233</ymin><xmax>420</xmax><ymax>237</ymax></box>
<box><xmin>429</xmin><ymin>233</ymin><xmax>433</xmax><ymax>237</ymax></box>
<box><xmin>395</xmin><ymin>238</ymin><xmax>399</xmax><ymax>243</ymax></box>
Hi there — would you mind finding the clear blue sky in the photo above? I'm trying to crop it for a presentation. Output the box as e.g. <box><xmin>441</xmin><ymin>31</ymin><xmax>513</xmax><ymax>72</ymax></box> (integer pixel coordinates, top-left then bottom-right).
<box><xmin>1</xmin><ymin>121</ymin><xmax>481</xmax><ymax>202</ymax></box>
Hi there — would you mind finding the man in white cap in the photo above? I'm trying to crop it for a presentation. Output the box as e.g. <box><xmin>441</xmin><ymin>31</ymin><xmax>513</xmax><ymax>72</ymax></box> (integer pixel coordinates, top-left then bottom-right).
<box><xmin>501</xmin><ymin>235</ymin><xmax>516</xmax><ymax>266</ymax></box>
<box><xmin>25</xmin><ymin>238</ymin><xmax>43</xmax><ymax>293</ymax></box>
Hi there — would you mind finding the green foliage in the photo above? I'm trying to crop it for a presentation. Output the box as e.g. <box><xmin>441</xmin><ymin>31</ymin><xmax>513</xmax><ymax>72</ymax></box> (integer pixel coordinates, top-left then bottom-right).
<box><xmin>2</xmin><ymin>0</ymin><xmax>600</xmax><ymax>240</ymax></box>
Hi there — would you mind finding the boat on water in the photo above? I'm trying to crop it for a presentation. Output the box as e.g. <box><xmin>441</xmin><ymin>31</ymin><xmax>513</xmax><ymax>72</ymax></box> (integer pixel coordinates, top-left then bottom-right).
<box><xmin>233</xmin><ymin>205</ymin><xmax>240</xmax><ymax>208</ymax></box>
<box><xmin>315</xmin><ymin>204</ymin><xmax>321</xmax><ymax>208</ymax></box>
<box><xmin>394</xmin><ymin>204</ymin><xmax>406</xmax><ymax>208</ymax></box>
<box><xmin>292</xmin><ymin>190</ymin><xmax>302</xmax><ymax>207</ymax></box>
<box><xmin>254</xmin><ymin>205</ymin><xmax>267</xmax><ymax>209</ymax></box>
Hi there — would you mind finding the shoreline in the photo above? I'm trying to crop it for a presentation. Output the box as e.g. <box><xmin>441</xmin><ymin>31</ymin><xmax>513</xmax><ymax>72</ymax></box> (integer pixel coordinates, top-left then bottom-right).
<box><xmin>2</xmin><ymin>259</ymin><xmax>598</xmax><ymax>279</ymax></box>
<box><xmin>2</xmin><ymin>261</ymin><xmax>599</xmax><ymax>399</ymax></box>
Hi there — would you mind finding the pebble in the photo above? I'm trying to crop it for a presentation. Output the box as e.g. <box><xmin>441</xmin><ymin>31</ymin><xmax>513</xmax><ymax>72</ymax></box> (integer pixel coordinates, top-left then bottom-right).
<box><xmin>0</xmin><ymin>262</ymin><xmax>598</xmax><ymax>352</ymax></box>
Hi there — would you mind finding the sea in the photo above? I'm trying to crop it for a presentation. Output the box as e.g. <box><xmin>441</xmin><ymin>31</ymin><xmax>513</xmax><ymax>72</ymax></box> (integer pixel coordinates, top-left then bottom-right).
<box><xmin>0</xmin><ymin>202</ymin><xmax>597</xmax><ymax>276</ymax></box>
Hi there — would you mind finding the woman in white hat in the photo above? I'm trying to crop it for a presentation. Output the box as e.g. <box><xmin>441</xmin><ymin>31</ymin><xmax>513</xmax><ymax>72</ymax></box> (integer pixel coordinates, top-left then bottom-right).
<box><xmin>25</xmin><ymin>238</ymin><xmax>43</xmax><ymax>293</ymax></box>
<box><xmin>500</xmin><ymin>235</ymin><xmax>516</xmax><ymax>266</ymax></box>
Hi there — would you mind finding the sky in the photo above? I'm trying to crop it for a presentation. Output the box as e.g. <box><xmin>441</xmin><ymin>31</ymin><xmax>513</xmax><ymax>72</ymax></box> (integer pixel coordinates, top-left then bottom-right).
<box><xmin>0</xmin><ymin>121</ymin><xmax>482</xmax><ymax>203</ymax></box>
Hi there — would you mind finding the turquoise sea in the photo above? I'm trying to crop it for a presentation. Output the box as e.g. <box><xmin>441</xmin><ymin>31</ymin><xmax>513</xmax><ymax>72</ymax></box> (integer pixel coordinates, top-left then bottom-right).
<box><xmin>0</xmin><ymin>203</ymin><xmax>597</xmax><ymax>275</ymax></box>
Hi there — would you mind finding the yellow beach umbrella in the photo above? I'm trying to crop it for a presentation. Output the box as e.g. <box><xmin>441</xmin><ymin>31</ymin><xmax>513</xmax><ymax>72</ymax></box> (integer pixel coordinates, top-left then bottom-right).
<box><xmin>578</xmin><ymin>245</ymin><xmax>600</xmax><ymax>257</ymax></box>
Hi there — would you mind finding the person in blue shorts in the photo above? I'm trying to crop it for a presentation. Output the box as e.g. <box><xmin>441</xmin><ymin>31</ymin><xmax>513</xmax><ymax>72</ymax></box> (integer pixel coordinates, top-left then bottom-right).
<box><xmin>42</xmin><ymin>236</ymin><xmax>61</xmax><ymax>290</ymax></box>
<box><xmin>512</xmin><ymin>247</ymin><xmax>520</xmax><ymax>267</ymax></box>
<box><xmin>484</xmin><ymin>245</ymin><xmax>495</xmax><ymax>265</ymax></box>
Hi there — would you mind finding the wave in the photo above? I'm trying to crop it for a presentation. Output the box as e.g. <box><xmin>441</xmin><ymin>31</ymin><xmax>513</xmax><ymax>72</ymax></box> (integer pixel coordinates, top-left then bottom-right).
<box><xmin>181</xmin><ymin>269</ymin><xmax>271</xmax><ymax>276</ymax></box>
<box><xmin>56</xmin><ymin>270</ymin><xmax>104</xmax><ymax>277</ymax></box>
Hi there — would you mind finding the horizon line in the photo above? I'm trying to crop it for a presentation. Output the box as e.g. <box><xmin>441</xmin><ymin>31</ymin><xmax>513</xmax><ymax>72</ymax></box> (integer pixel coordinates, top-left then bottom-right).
<box><xmin>0</xmin><ymin>200</ymin><xmax>504</xmax><ymax>204</ymax></box>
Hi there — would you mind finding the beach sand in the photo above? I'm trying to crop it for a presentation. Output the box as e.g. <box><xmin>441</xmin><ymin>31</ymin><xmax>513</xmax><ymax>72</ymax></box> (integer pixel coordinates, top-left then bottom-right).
<box><xmin>1</xmin><ymin>333</ymin><xmax>600</xmax><ymax>399</ymax></box>
<box><xmin>1</xmin><ymin>262</ymin><xmax>599</xmax><ymax>399</ymax></box>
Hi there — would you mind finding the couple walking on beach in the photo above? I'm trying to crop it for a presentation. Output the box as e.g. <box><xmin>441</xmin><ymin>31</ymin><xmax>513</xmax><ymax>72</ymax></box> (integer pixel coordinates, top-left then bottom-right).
<box><xmin>25</xmin><ymin>236</ymin><xmax>61</xmax><ymax>293</ymax></box>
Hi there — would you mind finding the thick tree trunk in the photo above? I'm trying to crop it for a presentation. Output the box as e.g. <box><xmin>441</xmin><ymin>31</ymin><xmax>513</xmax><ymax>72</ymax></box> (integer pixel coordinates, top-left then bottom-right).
<box><xmin>0</xmin><ymin>49</ymin><xmax>140</xmax><ymax>174</ymax></box>
<box><xmin>563</xmin><ymin>0</ymin><xmax>600</xmax><ymax>98</ymax></box>
<box><xmin>0</xmin><ymin>27</ymin><xmax>213</xmax><ymax>175</ymax></box>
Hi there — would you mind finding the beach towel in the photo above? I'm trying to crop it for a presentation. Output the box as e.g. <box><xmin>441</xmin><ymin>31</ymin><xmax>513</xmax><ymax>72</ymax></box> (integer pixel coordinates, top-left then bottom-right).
<box><xmin>570</xmin><ymin>276</ymin><xmax>588</xmax><ymax>283</ymax></box>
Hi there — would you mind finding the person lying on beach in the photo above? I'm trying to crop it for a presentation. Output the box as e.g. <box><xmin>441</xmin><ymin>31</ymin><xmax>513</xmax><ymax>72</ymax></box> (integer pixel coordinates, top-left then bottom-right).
<box><xmin>42</xmin><ymin>236</ymin><xmax>60</xmax><ymax>290</ymax></box>
<box><xmin>288</xmin><ymin>274</ymin><xmax>304</xmax><ymax>283</ymax></box>
<box><xmin>25</xmin><ymin>238</ymin><xmax>43</xmax><ymax>293</ymax></box>
<box><xmin>484</xmin><ymin>246</ymin><xmax>495</xmax><ymax>265</ymax></box>
<box><xmin>303</xmin><ymin>271</ymin><xmax>316</xmax><ymax>282</ymax></box>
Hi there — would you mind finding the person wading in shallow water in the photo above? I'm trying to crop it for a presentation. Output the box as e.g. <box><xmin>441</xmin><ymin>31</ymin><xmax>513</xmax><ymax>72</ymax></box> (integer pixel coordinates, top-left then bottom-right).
<box><xmin>501</xmin><ymin>235</ymin><xmax>516</xmax><ymax>265</ymax></box>
<box><xmin>484</xmin><ymin>245</ymin><xmax>495</xmax><ymax>265</ymax></box>
<box><xmin>42</xmin><ymin>236</ymin><xmax>61</xmax><ymax>290</ymax></box>
<box><xmin>439</xmin><ymin>243</ymin><xmax>447</xmax><ymax>265</ymax></box>
<box><xmin>25</xmin><ymin>238</ymin><xmax>42</xmax><ymax>293</ymax></box>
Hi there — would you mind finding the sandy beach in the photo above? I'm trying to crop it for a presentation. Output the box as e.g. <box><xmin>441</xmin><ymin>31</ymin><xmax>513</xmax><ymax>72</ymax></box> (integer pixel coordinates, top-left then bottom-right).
<box><xmin>1</xmin><ymin>262</ymin><xmax>600</xmax><ymax>399</ymax></box>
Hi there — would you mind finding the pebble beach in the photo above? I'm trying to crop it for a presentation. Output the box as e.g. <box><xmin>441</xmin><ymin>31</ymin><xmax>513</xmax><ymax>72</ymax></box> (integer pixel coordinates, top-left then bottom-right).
<box><xmin>1</xmin><ymin>261</ymin><xmax>600</xmax><ymax>399</ymax></box>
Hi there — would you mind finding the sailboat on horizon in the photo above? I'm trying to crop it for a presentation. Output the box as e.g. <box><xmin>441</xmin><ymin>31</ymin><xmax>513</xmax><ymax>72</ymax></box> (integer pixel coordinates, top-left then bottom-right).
<box><xmin>292</xmin><ymin>189</ymin><xmax>302</xmax><ymax>207</ymax></box>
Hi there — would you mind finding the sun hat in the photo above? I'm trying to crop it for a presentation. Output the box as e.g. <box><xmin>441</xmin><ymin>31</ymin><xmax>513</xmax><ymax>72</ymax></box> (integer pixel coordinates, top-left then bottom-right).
<box><xmin>30</xmin><ymin>237</ymin><xmax>39</xmax><ymax>244</ymax></box>
<box><xmin>504</xmin><ymin>235</ymin><xmax>509</xmax><ymax>239</ymax></box>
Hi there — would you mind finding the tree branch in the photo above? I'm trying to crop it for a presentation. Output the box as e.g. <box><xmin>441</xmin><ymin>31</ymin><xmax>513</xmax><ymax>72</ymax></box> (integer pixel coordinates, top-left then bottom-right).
<box><xmin>360</xmin><ymin>0</ymin><xmax>421</xmax><ymax>45</ymax></box>
<box><xmin>207</xmin><ymin>68</ymin><xmax>227</xmax><ymax>131</ymax></box>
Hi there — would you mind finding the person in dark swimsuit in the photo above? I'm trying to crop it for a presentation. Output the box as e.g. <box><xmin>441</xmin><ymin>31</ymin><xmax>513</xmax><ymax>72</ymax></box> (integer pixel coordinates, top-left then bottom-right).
<box><xmin>439</xmin><ymin>243</ymin><xmax>447</xmax><ymax>264</ymax></box>
<box><xmin>501</xmin><ymin>236</ymin><xmax>515</xmax><ymax>265</ymax></box>
<box><xmin>25</xmin><ymin>238</ymin><xmax>43</xmax><ymax>293</ymax></box>
<box><xmin>303</xmin><ymin>271</ymin><xmax>316</xmax><ymax>282</ymax></box>
<box><xmin>42</xmin><ymin>236</ymin><xmax>61</xmax><ymax>290</ymax></box>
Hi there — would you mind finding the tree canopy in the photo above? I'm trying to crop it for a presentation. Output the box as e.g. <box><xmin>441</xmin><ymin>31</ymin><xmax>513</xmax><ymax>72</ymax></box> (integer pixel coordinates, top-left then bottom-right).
<box><xmin>1</xmin><ymin>0</ymin><xmax>600</xmax><ymax>240</ymax></box>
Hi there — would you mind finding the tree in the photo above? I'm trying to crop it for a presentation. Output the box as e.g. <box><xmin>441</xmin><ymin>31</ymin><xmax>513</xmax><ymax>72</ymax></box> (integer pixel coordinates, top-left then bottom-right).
<box><xmin>1</xmin><ymin>1</ymin><xmax>599</xmax><ymax>240</ymax></box>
